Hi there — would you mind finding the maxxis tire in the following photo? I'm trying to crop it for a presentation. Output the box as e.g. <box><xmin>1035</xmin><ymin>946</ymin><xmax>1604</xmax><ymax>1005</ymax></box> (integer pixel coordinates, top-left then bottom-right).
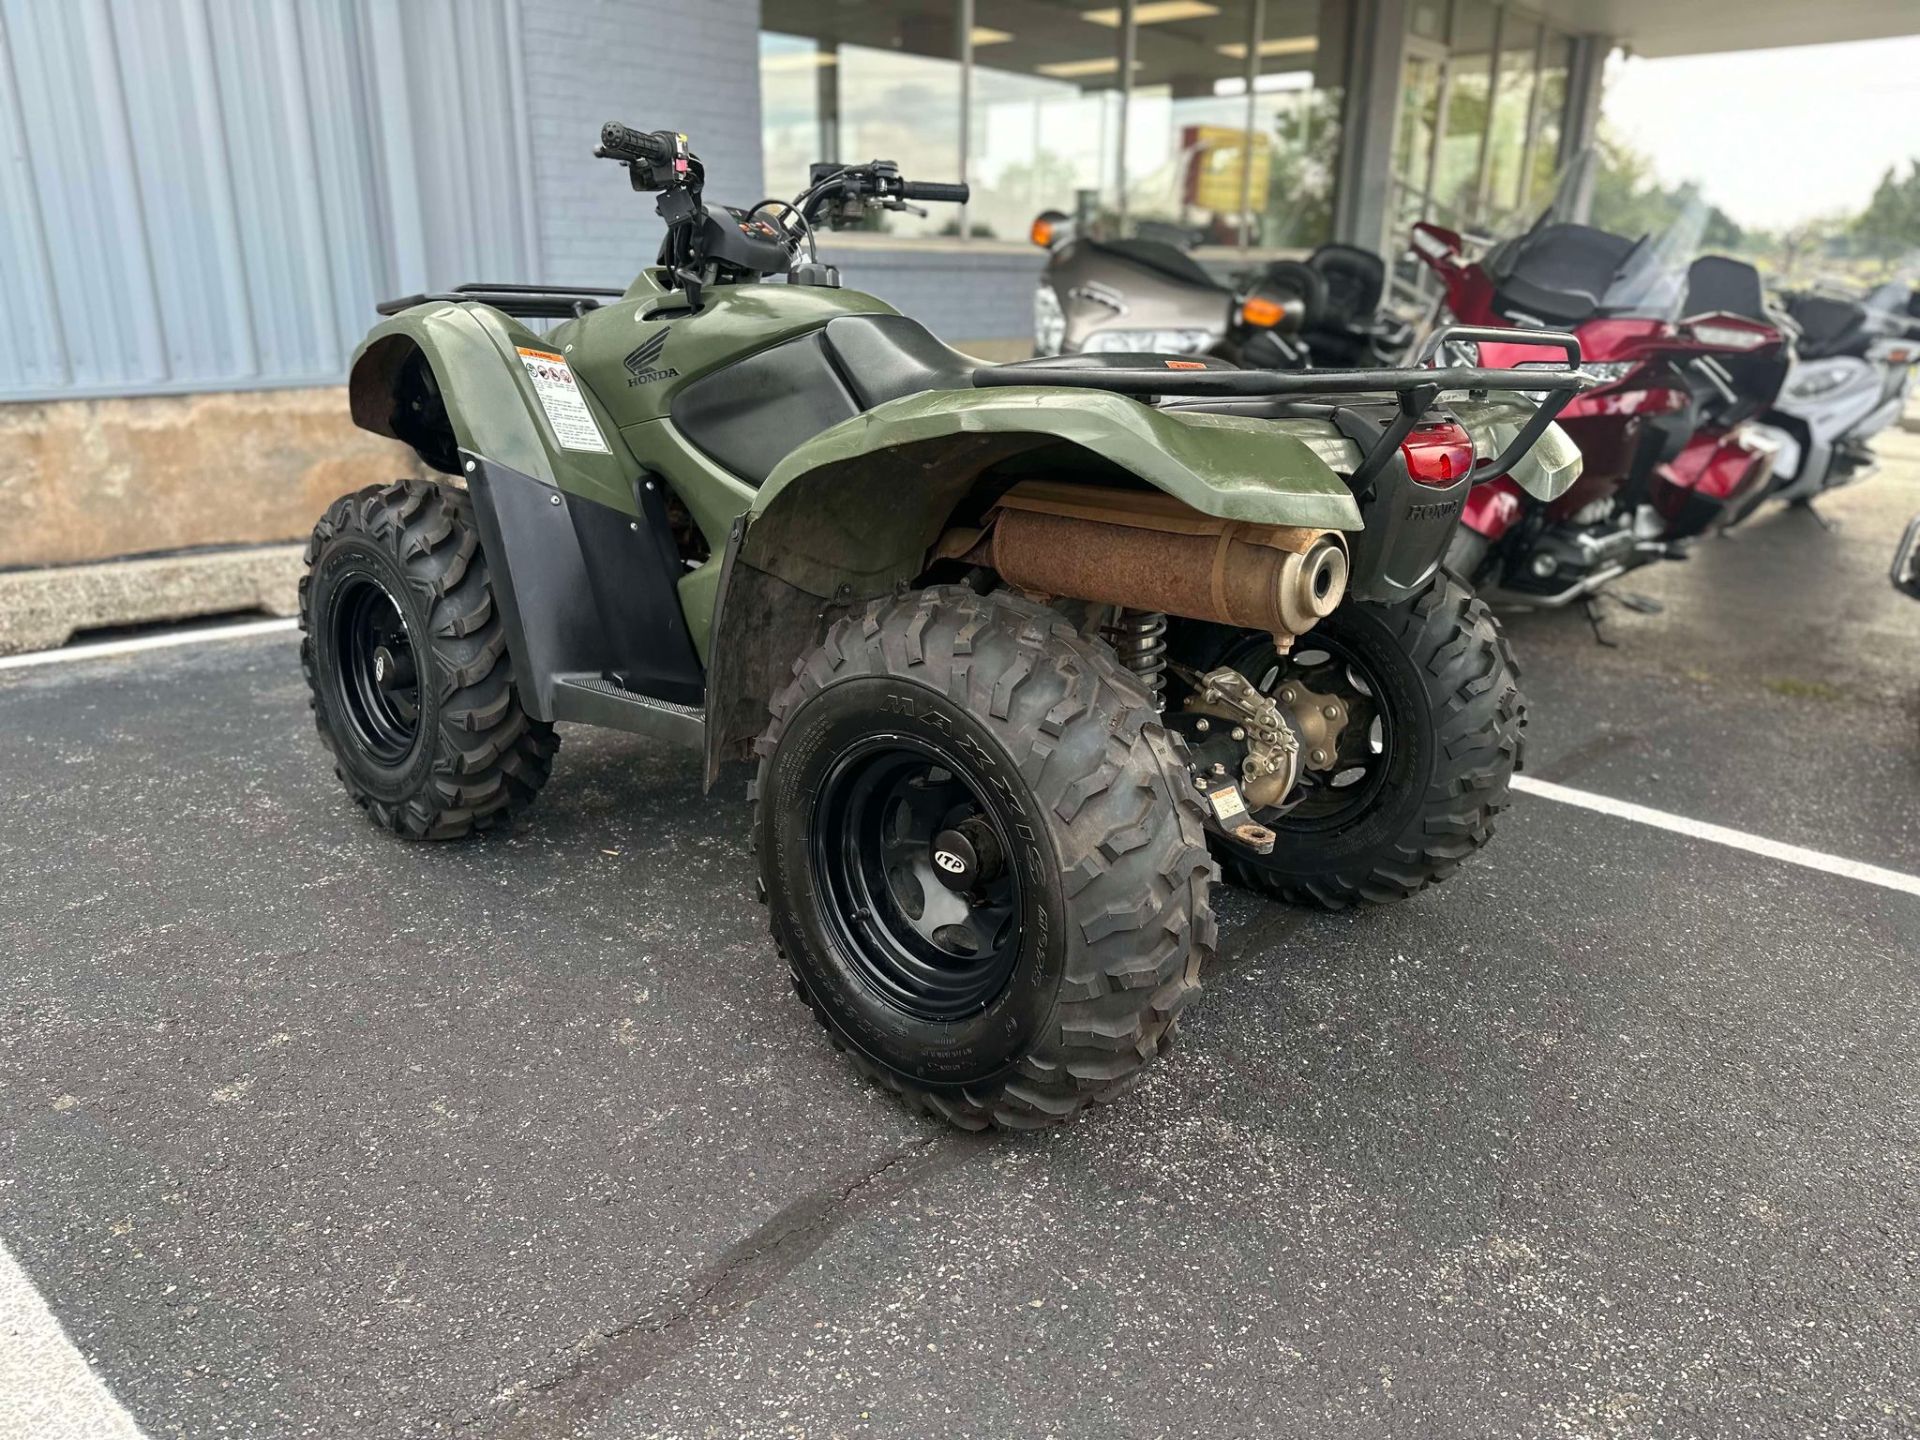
<box><xmin>752</xmin><ymin>587</ymin><xmax>1217</xmax><ymax>1131</ymax></box>
<box><xmin>1217</xmin><ymin>573</ymin><xmax>1525</xmax><ymax>909</ymax></box>
<box><xmin>299</xmin><ymin>479</ymin><xmax>557</xmax><ymax>839</ymax></box>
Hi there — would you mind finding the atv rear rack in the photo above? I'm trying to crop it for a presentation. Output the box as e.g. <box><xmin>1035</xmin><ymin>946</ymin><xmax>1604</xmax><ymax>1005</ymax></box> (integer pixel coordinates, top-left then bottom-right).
<box><xmin>374</xmin><ymin>282</ymin><xmax>626</xmax><ymax>319</ymax></box>
<box><xmin>979</xmin><ymin>325</ymin><xmax>1586</xmax><ymax>486</ymax></box>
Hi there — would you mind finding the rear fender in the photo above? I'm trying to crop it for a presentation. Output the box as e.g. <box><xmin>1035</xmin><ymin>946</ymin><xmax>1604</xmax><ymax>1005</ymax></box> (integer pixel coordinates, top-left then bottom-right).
<box><xmin>699</xmin><ymin>385</ymin><xmax>1363</xmax><ymax>785</ymax></box>
<box><xmin>1448</xmin><ymin>397</ymin><xmax>1583</xmax><ymax>502</ymax></box>
<box><xmin>349</xmin><ymin>303</ymin><xmax>639</xmax><ymax>514</ymax></box>
<box><xmin>738</xmin><ymin>385</ymin><xmax>1360</xmax><ymax>598</ymax></box>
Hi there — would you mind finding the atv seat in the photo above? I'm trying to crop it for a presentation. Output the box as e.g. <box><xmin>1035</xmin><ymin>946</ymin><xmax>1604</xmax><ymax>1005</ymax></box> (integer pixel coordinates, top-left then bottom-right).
<box><xmin>670</xmin><ymin>312</ymin><xmax>1239</xmax><ymax>486</ymax></box>
<box><xmin>819</xmin><ymin>313</ymin><xmax>1236</xmax><ymax>411</ymax></box>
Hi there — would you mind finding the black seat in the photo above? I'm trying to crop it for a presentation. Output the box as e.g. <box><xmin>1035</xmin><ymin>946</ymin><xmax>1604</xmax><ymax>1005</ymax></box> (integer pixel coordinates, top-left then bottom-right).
<box><xmin>1489</xmin><ymin>223</ymin><xmax>1640</xmax><ymax>326</ymax></box>
<box><xmin>1309</xmin><ymin>243</ymin><xmax>1387</xmax><ymax>330</ymax></box>
<box><xmin>672</xmin><ymin>312</ymin><xmax>1235</xmax><ymax>487</ymax></box>
<box><xmin>1685</xmin><ymin>255</ymin><xmax>1768</xmax><ymax>321</ymax></box>
<box><xmin>1786</xmin><ymin>293</ymin><xmax>1869</xmax><ymax>360</ymax></box>
<box><xmin>820</xmin><ymin>313</ymin><xmax>1237</xmax><ymax>412</ymax></box>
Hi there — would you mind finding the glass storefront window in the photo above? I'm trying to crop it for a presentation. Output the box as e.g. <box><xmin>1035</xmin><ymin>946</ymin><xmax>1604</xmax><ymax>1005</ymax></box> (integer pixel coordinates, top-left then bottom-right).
<box><xmin>1430</xmin><ymin>0</ymin><xmax>1493</xmax><ymax>227</ymax></box>
<box><xmin>1248</xmin><ymin>0</ymin><xmax>1350</xmax><ymax>250</ymax></box>
<box><xmin>1118</xmin><ymin>0</ymin><xmax>1261</xmax><ymax>244</ymax></box>
<box><xmin>968</xmin><ymin>0</ymin><xmax>1126</xmax><ymax>242</ymax></box>
<box><xmin>758</xmin><ymin>0</ymin><xmax>1349</xmax><ymax>253</ymax></box>
<box><xmin>759</xmin><ymin>2</ymin><xmax>964</xmax><ymax>238</ymax></box>
<box><xmin>1483</xmin><ymin>13</ymin><xmax>1539</xmax><ymax>221</ymax></box>
<box><xmin>1527</xmin><ymin>32</ymin><xmax>1574</xmax><ymax>209</ymax></box>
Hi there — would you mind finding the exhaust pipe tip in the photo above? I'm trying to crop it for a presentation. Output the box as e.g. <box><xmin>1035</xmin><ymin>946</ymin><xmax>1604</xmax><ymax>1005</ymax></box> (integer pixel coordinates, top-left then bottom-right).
<box><xmin>1278</xmin><ymin>537</ymin><xmax>1348</xmax><ymax>634</ymax></box>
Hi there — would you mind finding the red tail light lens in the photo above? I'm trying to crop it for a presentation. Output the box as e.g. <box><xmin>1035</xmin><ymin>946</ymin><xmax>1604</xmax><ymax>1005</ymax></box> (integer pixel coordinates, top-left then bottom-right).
<box><xmin>1401</xmin><ymin>421</ymin><xmax>1475</xmax><ymax>487</ymax></box>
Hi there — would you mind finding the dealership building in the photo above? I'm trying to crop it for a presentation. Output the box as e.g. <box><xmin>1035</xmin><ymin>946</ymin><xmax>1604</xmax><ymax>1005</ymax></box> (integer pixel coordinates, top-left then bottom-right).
<box><xmin>0</xmin><ymin>0</ymin><xmax>1915</xmax><ymax>636</ymax></box>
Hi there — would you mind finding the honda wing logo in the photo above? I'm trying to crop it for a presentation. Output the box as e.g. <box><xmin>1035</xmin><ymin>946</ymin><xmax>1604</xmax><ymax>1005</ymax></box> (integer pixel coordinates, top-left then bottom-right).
<box><xmin>623</xmin><ymin>328</ymin><xmax>678</xmax><ymax>386</ymax></box>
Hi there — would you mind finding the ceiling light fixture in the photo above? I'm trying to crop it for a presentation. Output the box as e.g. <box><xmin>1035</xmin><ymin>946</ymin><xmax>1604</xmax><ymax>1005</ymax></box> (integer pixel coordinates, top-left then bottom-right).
<box><xmin>1217</xmin><ymin>35</ymin><xmax>1318</xmax><ymax>59</ymax></box>
<box><xmin>1084</xmin><ymin>1</ymin><xmax>1220</xmax><ymax>27</ymax></box>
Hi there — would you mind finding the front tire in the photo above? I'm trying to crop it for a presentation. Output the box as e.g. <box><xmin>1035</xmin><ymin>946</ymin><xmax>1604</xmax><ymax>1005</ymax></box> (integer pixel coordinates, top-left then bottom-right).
<box><xmin>1212</xmin><ymin>573</ymin><xmax>1525</xmax><ymax>908</ymax></box>
<box><xmin>753</xmin><ymin>587</ymin><xmax>1216</xmax><ymax>1131</ymax></box>
<box><xmin>300</xmin><ymin>480</ymin><xmax>557</xmax><ymax>839</ymax></box>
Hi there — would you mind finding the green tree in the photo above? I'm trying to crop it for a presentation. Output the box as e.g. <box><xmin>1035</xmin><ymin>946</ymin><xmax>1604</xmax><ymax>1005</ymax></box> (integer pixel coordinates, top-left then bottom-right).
<box><xmin>1853</xmin><ymin>160</ymin><xmax>1920</xmax><ymax>259</ymax></box>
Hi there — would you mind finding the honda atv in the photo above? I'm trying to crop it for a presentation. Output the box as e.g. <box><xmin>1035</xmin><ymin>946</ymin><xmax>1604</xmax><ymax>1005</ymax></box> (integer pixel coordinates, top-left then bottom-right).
<box><xmin>302</xmin><ymin>123</ymin><xmax>1585</xmax><ymax>1130</ymax></box>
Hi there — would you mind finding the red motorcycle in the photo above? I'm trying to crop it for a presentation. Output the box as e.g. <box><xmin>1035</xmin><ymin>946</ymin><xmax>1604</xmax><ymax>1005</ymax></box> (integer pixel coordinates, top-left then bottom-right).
<box><xmin>1410</xmin><ymin>185</ymin><xmax>1789</xmax><ymax>605</ymax></box>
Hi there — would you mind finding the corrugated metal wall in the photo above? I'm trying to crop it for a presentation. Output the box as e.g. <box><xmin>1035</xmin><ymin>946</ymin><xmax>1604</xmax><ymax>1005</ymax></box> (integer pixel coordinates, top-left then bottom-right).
<box><xmin>0</xmin><ymin>0</ymin><xmax>539</xmax><ymax>402</ymax></box>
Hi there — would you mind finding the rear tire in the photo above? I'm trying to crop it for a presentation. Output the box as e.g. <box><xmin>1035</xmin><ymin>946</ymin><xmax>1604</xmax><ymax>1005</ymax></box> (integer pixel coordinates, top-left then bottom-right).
<box><xmin>1212</xmin><ymin>573</ymin><xmax>1525</xmax><ymax>909</ymax></box>
<box><xmin>300</xmin><ymin>479</ymin><xmax>557</xmax><ymax>839</ymax></box>
<box><xmin>1445</xmin><ymin>527</ymin><xmax>1493</xmax><ymax>587</ymax></box>
<box><xmin>753</xmin><ymin>587</ymin><xmax>1216</xmax><ymax>1131</ymax></box>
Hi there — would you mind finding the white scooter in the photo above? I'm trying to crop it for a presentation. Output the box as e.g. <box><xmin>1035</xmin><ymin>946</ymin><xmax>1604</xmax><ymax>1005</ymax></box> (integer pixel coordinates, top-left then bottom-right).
<box><xmin>1752</xmin><ymin>273</ymin><xmax>1920</xmax><ymax>506</ymax></box>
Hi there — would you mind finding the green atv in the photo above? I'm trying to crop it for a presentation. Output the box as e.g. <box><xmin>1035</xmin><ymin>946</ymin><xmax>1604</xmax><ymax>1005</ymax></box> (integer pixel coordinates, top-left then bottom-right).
<box><xmin>302</xmin><ymin>124</ymin><xmax>1585</xmax><ymax>1129</ymax></box>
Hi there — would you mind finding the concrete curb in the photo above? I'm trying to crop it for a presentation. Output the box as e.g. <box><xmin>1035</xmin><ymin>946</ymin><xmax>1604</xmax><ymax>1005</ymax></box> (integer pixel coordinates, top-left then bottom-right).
<box><xmin>0</xmin><ymin>546</ymin><xmax>304</xmax><ymax>657</ymax></box>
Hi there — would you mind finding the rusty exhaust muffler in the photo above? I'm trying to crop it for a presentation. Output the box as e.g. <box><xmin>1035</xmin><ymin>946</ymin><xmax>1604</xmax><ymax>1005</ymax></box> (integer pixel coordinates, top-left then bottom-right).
<box><xmin>975</xmin><ymin>482</ymin><xmax>1348</xmax><ymax>641</ymax></box>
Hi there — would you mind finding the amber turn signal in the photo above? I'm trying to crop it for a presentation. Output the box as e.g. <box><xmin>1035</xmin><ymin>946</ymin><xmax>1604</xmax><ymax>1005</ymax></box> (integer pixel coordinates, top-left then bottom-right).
<box><xmin>1030</xmin><ymin>216</ymin><xmax>1055</xmax><ymax>248</ymax></box>
<box><xmin>1239</xmin><ymin>294</ymin><xmax>1287</xmax><ymax>329</ymax></box>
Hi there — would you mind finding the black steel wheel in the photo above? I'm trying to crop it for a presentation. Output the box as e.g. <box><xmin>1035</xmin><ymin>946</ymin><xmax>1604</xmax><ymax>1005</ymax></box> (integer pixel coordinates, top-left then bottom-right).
<box><xmin>1202</xmin><ymin>572</ymin><xmax>1526</xmax><ymax>908</ymax></box>
<box><xmin>812</xmin><ymin>737</ymin><xmax>1024</xmax><ymax>1023</ymax></box>
<box><xmin>754</xmin><ymin>586</ymin><xmax>1216</xmax><ymax>1131</ymax></box>
<box><xmin>328</xmin><ymin>574</ymin><xmax>421</xmax><ymax>765</ymax></box>
<box><xmin>300</xmin><ymin>480</ymin><xmax>557</xmax><ymax>839</ymax></box>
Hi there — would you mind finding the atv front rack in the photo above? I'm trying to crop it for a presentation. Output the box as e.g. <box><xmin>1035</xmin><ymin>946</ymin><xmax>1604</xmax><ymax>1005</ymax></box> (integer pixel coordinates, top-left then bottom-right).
<box><xmin>978</xmin><ymin>324</ymin><xmax>1586</xmax><ymax>486</ymax></box>
<box><xmin>374</xmin><ymin>282</ymin><xmax>626</xmax><ymax>319</ymax></box>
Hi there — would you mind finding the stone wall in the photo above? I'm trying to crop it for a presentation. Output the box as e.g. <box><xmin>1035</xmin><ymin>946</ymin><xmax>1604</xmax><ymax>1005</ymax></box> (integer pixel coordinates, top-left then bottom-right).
<box><xmin>0</xmin><ymin>388</ymin><xmax>420</xmax><ymax>571</ymax></box>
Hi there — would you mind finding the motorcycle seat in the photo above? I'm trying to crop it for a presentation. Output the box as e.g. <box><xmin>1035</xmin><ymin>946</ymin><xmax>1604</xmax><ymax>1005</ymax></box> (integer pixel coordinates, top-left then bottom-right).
<box><xmin>1786</xmin><ymin>294</ymin><xmax>1869</xmax><ymax>360</ymax></box>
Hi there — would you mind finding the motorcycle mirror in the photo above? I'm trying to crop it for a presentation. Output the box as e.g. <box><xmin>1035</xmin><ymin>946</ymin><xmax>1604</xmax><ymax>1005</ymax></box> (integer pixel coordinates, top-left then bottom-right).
<box><xmin>1410</xmin><ymin>222</ymin><xmax>1463</xmax><ymax>264</ymax></box>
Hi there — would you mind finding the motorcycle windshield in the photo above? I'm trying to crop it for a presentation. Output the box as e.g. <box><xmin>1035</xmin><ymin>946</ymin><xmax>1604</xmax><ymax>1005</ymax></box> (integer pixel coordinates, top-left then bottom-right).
<box><xmin>1862</xmin><ymin>251</ymin><xmax>1920</xmax><ymax>327</ymax></box>
<box><xmin>1480</xmin><ymin>150</ymin><xmax>1707</xmax><ymax>325</ymax></box>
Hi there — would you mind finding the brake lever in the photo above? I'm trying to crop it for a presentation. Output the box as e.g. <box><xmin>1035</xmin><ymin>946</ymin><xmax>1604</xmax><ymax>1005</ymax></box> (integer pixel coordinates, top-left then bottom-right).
<box><xmin>885</xmin><ymin>200</ymin><xmax>928</xmax><ymax>218</ymax></box>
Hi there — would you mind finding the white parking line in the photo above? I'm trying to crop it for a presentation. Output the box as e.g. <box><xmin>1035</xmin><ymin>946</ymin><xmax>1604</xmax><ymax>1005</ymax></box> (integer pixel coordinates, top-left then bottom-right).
<box><xmin>0</xmin><ymin>1242</ymin><xmax>146</xmax><ymax>1440</ymax></box>
<box><xmin>0</xmin><ymin>618</ymin><xmax>298</xmax><ymax>672</ymax></box>
<box><xmin>1515</xmin><ymin>774</ymin><xmax>1920</xmax><ymax>898</ymax></box>
<box><xmin>5</xmin><ymin>617</ymin><xmax>1917</xmax><ymax>900</ymax></box>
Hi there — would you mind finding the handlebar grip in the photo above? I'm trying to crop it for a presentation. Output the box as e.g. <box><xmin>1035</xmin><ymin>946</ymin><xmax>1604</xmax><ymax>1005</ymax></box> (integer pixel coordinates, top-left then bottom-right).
<box><xmin>598</xmin><ymin>121</ymin><xmax>671</xmax><ymax>164</ymax></box>
<box><xmin>900</xmin><ymin>180</ymin><xmax>970</xmax><ymax>204</ymax></box>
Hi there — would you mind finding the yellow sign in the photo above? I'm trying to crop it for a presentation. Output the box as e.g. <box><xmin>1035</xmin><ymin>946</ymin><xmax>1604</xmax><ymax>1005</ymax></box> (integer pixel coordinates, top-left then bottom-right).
<box><xmin>1184</xmin><ymin>124</ymin><xmax>1271</xmax><ymax>214</ymax></box>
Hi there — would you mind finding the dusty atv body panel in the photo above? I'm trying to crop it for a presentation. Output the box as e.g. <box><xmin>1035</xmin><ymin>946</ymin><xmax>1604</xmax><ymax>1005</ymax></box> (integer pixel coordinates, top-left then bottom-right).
<box><xmin>349</xmin><ymin>280</ymin><xmax>1384</xmax><ymax>722</ymax></box>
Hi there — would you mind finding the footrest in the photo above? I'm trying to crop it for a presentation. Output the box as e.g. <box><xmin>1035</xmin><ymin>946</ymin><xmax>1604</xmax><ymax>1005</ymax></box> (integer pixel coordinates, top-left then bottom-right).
<box><xmin>550</xmin><ymin>674</ymin><xmax>705</xmax><ymax>749</ymax></box>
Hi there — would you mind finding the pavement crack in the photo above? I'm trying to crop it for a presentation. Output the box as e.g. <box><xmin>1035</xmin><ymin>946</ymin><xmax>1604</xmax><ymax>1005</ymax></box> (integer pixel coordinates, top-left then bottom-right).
<box><xmin>470</xmin><ymin>1131</ymin><xmax>978</xmax><ymax>1438</ymax></box>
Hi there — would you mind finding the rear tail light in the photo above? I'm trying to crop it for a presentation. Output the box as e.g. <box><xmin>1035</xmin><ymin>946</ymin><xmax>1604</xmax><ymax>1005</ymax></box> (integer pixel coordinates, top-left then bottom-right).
<box><xmin>1401</xmin><ymin>422</ymin><xmax>1475</xmax><ymax>487</ymax></box>
<box><xmin>1687</xmin><ymin>321</ymin><xmax>1773</xmax><ymax>351</ymax></box>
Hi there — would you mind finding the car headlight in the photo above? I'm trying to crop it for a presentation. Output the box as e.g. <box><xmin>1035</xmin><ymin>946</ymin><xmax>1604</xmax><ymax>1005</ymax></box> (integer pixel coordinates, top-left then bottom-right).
<box><xmin>1032</xmin><ymin>285</ymin><xmax>1066</xmax><ymax>357</ymax></box>
<box><xmin>1083</xmin><ymin>328</ymin><xmax>1215</xmax><ymax>355</ymax></box>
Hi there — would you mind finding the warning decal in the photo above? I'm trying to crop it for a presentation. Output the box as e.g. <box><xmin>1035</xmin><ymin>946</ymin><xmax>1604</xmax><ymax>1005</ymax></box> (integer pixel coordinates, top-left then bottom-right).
<box><xmin>515</xmin><ymin>347</ymin><xmax>611</xmax><ymax>453</ymax></box>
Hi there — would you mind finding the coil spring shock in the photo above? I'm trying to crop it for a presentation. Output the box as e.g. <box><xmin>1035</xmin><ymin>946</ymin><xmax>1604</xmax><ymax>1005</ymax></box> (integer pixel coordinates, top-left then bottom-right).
<box><xmin>1107</xmin><ymin>609</ymin><xmax>1169</xmax><ymax>708</ymax></box>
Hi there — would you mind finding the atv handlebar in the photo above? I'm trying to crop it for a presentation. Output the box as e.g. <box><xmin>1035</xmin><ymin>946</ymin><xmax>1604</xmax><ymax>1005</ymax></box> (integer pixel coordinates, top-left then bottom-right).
<box><xmin>901</xmin><ymin>180</ymin><xmax>970</xmax><ymax>204</ymax></box>
<box><xmin>596</xmin><ymin>122</ymin><xmax>675</xmax><ymax>166</ymax></box>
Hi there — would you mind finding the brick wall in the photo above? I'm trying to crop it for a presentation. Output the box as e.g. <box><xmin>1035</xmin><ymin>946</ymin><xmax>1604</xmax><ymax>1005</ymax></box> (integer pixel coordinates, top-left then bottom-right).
<box><xmin>519</xmin><ymin>0</ymin><xmax>765</xmax><ymax>287</ymax></box>
<box><xmin>516</xmin><ymin>0</ymin><xmax>1038</xmax><ymax>344</ymax></box>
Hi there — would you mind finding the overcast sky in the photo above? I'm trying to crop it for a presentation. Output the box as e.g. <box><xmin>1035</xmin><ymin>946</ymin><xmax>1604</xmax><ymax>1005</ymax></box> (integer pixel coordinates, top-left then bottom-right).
<box><xmin>1601</xmin><ymin>35</ymin><xmax>1920</xmax><ymax>232</ymax></box>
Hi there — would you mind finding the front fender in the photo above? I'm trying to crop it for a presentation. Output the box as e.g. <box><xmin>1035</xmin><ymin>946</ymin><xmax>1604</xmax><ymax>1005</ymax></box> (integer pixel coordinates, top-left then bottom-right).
<box><xmin>741</xmin><ymin>386</ymin><xmax>1362</xmax><ymax>598</ymax></box>
<box><xmin>349</xmin><ymin>303</ymin><xmax>639</xmax><ymax>514</ymax></box>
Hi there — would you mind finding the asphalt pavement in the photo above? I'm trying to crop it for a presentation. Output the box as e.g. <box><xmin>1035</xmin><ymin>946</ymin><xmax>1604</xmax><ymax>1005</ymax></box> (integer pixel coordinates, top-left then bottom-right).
<box><xmin>2</xmin><ymin>438</ymin><xmax>1917</xmax><ymax>1439</ymax></box>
